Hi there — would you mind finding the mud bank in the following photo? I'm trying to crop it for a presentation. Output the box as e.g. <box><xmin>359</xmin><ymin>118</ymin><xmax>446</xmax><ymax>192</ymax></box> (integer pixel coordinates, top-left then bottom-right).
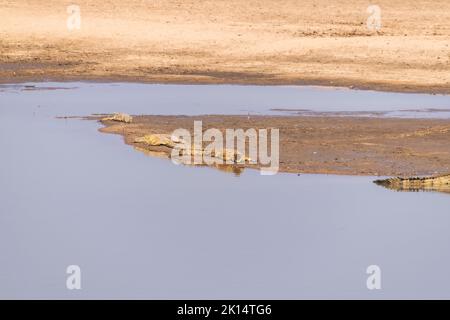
<box><xmin>92</xmin><ymin>114</ymin><xmax>450</xmax><ymax>177</ymax></box>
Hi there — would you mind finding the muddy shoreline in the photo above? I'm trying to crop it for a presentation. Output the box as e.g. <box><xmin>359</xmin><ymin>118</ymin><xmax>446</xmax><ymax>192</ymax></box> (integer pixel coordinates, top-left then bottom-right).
<box><xmin>93</xmin><ymin>114</ymin><xmax>450</xmax><ymax>177</ymax></box>
<box><xmin>2</xmin><ymin>74</ymin><xmax>450</xmax><ymax>96</ymax></box>
<box><xmin>2</xmin><ymin>0</ymin><xmax>450</xmax><ymax>95</ymax></box>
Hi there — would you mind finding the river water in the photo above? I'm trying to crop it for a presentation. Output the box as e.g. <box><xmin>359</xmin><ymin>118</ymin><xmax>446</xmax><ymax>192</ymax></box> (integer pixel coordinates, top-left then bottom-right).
<box><xmin>0</xmin><ymin>83</ymin><xmax>449</xmax><ymax>299</ymax></box>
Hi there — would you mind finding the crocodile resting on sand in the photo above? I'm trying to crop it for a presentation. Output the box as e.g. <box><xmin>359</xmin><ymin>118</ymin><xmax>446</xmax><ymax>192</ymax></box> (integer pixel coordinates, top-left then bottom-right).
<box><xmin>134</xmin><ymin>134</ymin><xmax>253</xmax><ymax>164</ymax></box>
<box><xmin>102</xmin><ymin>113</ymin><xmax>133</xmax><ymax>123</ymax></box>
<box><xmin>374</xmin><ymin>173</ymin><xmax>450</xmax><ymax>194</ymax></box>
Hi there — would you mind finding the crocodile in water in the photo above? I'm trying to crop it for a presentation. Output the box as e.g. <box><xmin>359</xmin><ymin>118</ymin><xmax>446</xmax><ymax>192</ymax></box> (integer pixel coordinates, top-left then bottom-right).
<box><xmin>374</xmin><ymin>174</ymin><xmax>450</xmax><ymax>194</ymax></box>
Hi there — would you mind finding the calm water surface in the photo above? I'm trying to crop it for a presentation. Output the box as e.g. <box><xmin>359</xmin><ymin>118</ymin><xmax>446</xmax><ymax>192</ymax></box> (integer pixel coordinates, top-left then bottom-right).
<box><xmin>0</xmin><ymin>83</ymin><xmax>449</xmax><ymax>299</ymax></box>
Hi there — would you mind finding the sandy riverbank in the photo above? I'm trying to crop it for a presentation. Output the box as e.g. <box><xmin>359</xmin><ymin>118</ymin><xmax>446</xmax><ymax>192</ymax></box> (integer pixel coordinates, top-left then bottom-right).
<box><xmin>1</xmin><ymin>0</ymin><xmax>450</xmax><ymax>93</ymax></box>
<box><xmin>94</xmin><ymin>114</ymin><xmax>450</xmax><ymax>177</ymax></box>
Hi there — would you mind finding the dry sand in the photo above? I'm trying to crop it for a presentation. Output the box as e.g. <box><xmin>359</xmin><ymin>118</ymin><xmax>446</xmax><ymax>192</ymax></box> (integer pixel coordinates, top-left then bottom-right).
<box><xmin>1</xmin><ymin>0</ymin><xmax>450</xmax><ymax>93</ymax></box>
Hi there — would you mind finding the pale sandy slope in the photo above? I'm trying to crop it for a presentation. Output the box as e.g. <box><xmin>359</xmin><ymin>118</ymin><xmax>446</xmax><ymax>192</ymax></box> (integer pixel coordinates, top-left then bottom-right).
<box><xmin>0</xmin><ymin>0</ymin><xmax>449</xmax><ymax>92</ymax></box>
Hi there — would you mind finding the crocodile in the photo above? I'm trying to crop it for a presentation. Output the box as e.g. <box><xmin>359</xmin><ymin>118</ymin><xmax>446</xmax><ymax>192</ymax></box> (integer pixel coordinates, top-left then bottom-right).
<box><xmin>102</xmin><ymin>112</ymin><xmax>133</xmax><ymax>123</ymax></box>
<box><xmin>134</xmin><ymin>134</ymin><xmax>252</xmax><ymax>164</ymax></box>
<box><xmin>374</xmin><ymin>173</ymin><xmax>450</xmax><ymax>194</ymax></box>
<box><xmin>134</xmin><ymin>134</ymin><xmax>175</xmax><ymax>148</ymax></box>
<box><xmin>134</xmin><ymin>143</ymin><xmax>244</xmax><ymax>176</ymax></box>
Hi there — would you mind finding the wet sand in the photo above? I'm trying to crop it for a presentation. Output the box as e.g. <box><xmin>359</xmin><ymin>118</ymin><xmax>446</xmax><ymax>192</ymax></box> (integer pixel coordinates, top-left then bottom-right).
<box><xmin>1</xmin><ymin>0</ymin><xmax>450</xmax><ymax>93</ymax></box>
<box><xmin>95</xmin><ymin>115</ymin><xmax>450</xmax><ymax>177</ymax></box>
